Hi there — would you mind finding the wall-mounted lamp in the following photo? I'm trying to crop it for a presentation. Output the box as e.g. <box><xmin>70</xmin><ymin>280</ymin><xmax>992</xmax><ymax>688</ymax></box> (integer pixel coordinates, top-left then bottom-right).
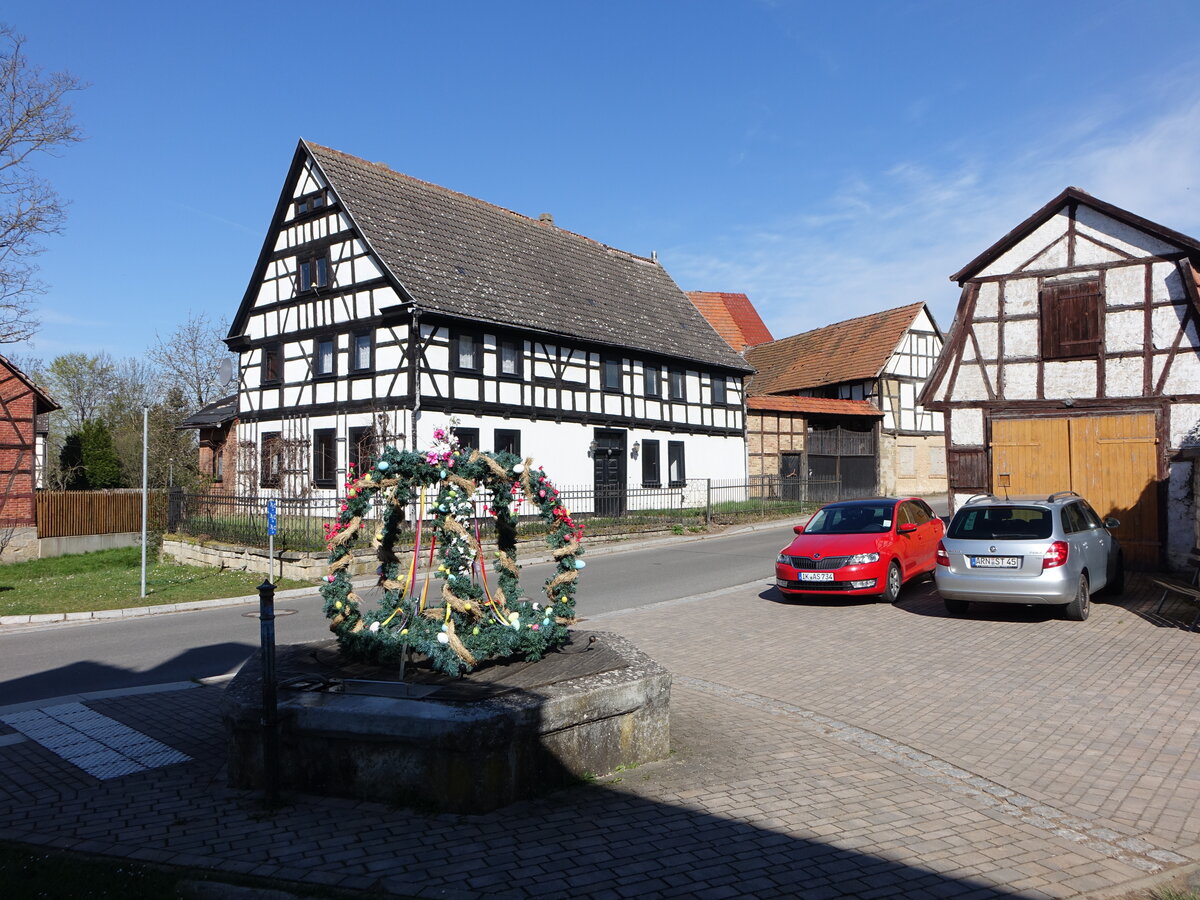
<box><xmin>1063</xmin><ymin>397</ymin><xmax>1075</xmax><ymax>408</ymax></box>
<box><xmin>588</xmin><ymin>440</ymin><xmax>598</xmax><ymax>455</ymax></box>
<box><xmin>631</xmin><ymin>440</ymin><xmax>640</xmax><ymax>455</ymax></box>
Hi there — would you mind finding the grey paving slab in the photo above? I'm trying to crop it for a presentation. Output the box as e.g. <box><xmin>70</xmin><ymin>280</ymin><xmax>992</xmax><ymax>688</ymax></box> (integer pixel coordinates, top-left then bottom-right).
<box><xmin>0</xmin><ymin>572</ymin><xmax>1196</xmax><ymax>899</ymax></box>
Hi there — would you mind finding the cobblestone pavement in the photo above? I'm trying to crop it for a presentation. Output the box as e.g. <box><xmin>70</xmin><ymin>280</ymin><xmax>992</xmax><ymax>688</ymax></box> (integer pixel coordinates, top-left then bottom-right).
<box><xmin>1</xmin><ymin>573</ymin><xmax>1198</xmax><ymax>898</ymax></box>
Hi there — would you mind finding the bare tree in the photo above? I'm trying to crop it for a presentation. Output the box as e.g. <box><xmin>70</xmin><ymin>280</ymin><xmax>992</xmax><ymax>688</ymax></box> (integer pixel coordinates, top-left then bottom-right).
<box><xmin>148</xmin><ymin>311</ymin><xmax>233</xmax><ymax>409</ymax></box>
<box><xmin>0</xmin><ymin>25</ymin><xmax>85</xmax><ymax>343</ymax></box>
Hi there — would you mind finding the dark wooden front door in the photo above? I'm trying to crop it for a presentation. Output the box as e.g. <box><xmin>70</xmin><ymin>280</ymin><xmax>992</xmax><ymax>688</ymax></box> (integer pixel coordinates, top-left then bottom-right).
<box><xmin>593</xmin><ymin>429</ymin><xmax>626</xmax><ymax>517</ymax></box>
<box><xmin>780</xmin><ymin>452</ymin><xmax>803</xmax><ymax>500</ymax></box>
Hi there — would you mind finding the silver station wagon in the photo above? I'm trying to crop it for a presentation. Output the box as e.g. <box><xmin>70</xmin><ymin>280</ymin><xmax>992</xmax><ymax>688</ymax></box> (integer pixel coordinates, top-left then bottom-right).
<box><xmin>934</xmin><ymin>492</ymin><xmax>1123</xmax><ymax>621</ymax></box>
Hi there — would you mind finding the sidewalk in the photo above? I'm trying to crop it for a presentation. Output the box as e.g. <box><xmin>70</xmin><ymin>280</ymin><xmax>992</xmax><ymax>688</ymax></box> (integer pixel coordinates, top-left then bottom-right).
<box><xmin>2</xmin><ymin>565</ymin><xmax>1199</xmax><ymax>898</ymax></box>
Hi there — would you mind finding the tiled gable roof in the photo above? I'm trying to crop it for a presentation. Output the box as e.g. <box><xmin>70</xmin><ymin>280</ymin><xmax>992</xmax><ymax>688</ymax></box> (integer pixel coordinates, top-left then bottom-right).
<box><xmin>745</xmin><ymin>302</ymin><xmax>926</xmax><ymax>395</ymax></box>
<box><xmin>0</xmin><ymin>352</ymin><xmax>59</xmax><ymax>413</ymax></box>
<box><xmin>748</xmin><ymin>395</ymin><xmax>882</xmax><ymax>417</ymax></box>
<box><xmin>685</xmin><ymin>291</ymin><xmax>773</xmax><ymax>352</ymax></box>
<box><xmin>304</xmin><ymin>143</ymin><xmax>751</xmax><ymax>372</ymax></box>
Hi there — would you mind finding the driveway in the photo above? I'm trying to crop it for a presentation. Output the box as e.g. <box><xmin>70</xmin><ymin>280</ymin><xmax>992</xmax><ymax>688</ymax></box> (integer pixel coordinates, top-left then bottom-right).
<box><xmin>585</xmin><ymin>570</ymin><xmax>1200</xmax><ymax>897</ymax></box>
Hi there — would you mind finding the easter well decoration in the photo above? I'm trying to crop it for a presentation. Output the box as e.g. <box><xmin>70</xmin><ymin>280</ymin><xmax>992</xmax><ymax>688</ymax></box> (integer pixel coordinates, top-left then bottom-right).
<box><xmin>320</xmin><ymin>426</ymin><xmax>585</xmax><ymax>676</ymax></box>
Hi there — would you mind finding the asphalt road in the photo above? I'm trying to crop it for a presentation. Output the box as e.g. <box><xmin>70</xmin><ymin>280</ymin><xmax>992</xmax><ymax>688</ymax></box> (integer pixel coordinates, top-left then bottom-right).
<box><xmin>0</xmin><ymin>522</ymin><xmax>798</xmax><ymax>706</ymax></box>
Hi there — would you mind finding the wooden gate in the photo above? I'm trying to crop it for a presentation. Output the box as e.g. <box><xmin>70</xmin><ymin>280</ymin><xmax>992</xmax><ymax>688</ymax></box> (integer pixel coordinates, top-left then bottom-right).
<box><xmin>991</xmin><ymin>413</ymin><xmax>1159</xmax><ymax>567</ymax></box>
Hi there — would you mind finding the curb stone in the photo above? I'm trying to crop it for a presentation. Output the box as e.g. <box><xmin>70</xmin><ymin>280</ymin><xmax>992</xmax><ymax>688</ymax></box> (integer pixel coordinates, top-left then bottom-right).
<box><xmin>0</xmin><ymin>516</ymin><xmax>812</xmax><ymax>629</ymax></box>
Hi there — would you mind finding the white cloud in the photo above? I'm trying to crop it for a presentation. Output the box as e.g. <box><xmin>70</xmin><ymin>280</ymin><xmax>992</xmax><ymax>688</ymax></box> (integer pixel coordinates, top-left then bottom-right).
<box><xmin>666</xmin><ymin>86</ymin><xmax>1200</xmax><ymax>343</ymax></box>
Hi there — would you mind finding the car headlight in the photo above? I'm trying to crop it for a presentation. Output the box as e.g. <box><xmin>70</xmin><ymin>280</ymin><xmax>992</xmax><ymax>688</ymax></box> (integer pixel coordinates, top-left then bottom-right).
<box><xmin>776</xmin><ymin>554</ymin><xmax>791</xmax><ymax>565</ymax></box>
<box><xmin>845</xmin><ymin>552</ymin><xmax>880</xmax><ymax>565</ymax></box>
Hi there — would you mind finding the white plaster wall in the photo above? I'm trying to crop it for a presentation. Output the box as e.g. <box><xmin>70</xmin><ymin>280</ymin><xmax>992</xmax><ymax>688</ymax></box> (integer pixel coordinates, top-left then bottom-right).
<box><xmin>981</xmin><ymin>212</ymin><xmax>1069</xmax><ymax>277</ymax></box>
<box><xmin>1164</xmin><ymin>352</ymin><xmax>1200</xmax><ymax>396</ymax></box>
<box><xmin>1153</xmin><ymin>304</ymin><xmax>1198</xmax><ymax>350</ymax></box>
<box><xmin>1152</xmin><ymin>261</ymin><xmax>1187</xmax><ymax>301</ymax></box>
<box><xmin>1025</xmin><ymin>236</ymin><xmax>1069</xmax><ymax>270</ymax></box>
<box><xmin>1043</xmin><ymin>360</ymin><xmax>1097</xmax><ymax>399</ymax></box>
<box><xmin>949</xmin><ymin>408</ymin><xmax>984</xmax><ymax>447</ymax></box>
<box><xmin>1170</xmin><ymin>403</ymin><xmax>1200</xmax><ymax>449</ymax></box>
<box><xmin>1003</xmin><ymin>363</ymin><xmax>1038</xmax><ymax>399</ymax></box>
<box><xmin>1003</xmin><ymin>319</ymin><xmax>1038</xmax><ymax>358</ymax></box>
<box><xmin>1105</xmin><ymin>357</ymin><xmax>1144</xmax><ymax>397</ymax></box>
<box><xmin>1106</xmin><ymin>264</ymin><xmax>1143</xmax><ymax>303</ymax></box>
<box><xmin>975</xmin><ymin>282</ymin><xmax>999</xmax><ymax>319</ymax></box>
<box><xmin>951</xmin><ymin>365</ymin><xmax>987</xmax><ymax>402</ymax></box>
<box><xmin>1073</xmin><ymin>237</ymin><xmax>1123</xmax><ymax>267</ymax></box>
<box><xmin>1005</xmin><ymin>277</ymin><xmax>1039</xmax><ymax>316</ymax></box>
<box><xmin>1106</xmin><ymin>310</ymin><xmax>1144</xmax><ymax>353</ymax></box>
<box><xmin>1167</xmin><ymin>461</ymin><xmax>1195</xmax><ymax>568</ymax></box>
<box><xmin>1075</xmin><ymin>206</ymin><xmax>1177</xmax><ymax>259</ymax></box>
<box><xmin>974</xmin><ymin>322</ymin><xmax>998</xmax><ymax>358</ymax></box>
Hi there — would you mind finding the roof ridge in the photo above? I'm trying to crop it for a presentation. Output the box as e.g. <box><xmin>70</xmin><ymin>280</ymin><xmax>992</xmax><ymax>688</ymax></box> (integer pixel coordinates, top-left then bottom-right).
<box><xmin>772</xmin><ymin>300</ymin><xmax>924</xmax><ymax>345</ymax></box>
<box><xmin>304</xmin><ymin>141</ymin><xmax>658</xmax><ymax>266</ymax></box>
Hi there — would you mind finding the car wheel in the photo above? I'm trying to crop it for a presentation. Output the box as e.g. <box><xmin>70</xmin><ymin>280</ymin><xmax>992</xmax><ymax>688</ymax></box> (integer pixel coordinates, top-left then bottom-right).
<box><xmin>944</xmin><ymin>597</ymin><xmax>969</xmax><ymax>615</ymax></box>
<box><xmin>1065</xmin><ymin>574</ymin><xmax>1091</xmax><ymax>621</ymax></box>
<box><xmin>879</xmin><ymin>561</ymin><xmax>902</xmax><ymax>603</ymax></box>
<box><xmin>1105</xmin><ymin>552</ymin><xmax>1125</xmax><ymax>596</ymax></box>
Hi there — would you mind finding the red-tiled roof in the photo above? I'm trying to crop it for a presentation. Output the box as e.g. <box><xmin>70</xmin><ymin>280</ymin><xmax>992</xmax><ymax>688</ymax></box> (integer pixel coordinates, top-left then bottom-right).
<box><xmin>747</xmin><ymin>395</ymin><xmax>882</xmax><ymax>417</ymax></box>
<box><xmin>685</xmin><ymin>291</ymin><xmax>773</xmax><ymax>352</ymax></box>
<box><xmin>745</xmin><ymin>302</ymin><xmax>926</xmax><ymax>394</ymax></box>
<box><xmin>0</xmin><ymin>352</ymin><xmax>59</xmax><ymax>413</ymax></box>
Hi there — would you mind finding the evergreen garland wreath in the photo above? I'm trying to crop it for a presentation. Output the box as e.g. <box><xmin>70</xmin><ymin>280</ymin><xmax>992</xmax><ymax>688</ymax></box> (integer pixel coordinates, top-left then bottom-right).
<box><xmin>319</xmin><ymin>427</ymin><xmax>585</xmax><ymax>676</ymax></box>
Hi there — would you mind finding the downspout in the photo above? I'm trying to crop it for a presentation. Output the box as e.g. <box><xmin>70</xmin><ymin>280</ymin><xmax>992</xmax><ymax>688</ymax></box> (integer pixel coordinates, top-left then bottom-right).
<box><xmin>410</xmin><ymin>304</ymin><xmax>421</xmax><ymax>449</ymax></box>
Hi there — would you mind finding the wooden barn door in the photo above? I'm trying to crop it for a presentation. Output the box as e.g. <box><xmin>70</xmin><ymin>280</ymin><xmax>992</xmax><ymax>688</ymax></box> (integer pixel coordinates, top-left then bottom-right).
<box><xmin>991</xmin><ymin>414</ymin><xmax>1159</xmax><ymax>567</ymax></box>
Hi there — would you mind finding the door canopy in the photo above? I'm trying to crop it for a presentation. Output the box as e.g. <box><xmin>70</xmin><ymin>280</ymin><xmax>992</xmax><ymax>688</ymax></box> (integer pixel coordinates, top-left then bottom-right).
<box><xmin>320</xmin><ymin>427</ymin><xmax>585</xmax><ymax>676</ymax></box>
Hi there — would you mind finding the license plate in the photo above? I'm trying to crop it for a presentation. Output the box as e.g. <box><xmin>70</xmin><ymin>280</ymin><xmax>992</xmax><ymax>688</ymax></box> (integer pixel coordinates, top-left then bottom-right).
<box><xmin>800</xmin><ymin>572</ymin><xmax>835</xmax><ymax>581</ymax></box>
<box><xmin>971</xmin><ymin>556</ymin><xmax>1020</xmax><ymax>568</ymax></box>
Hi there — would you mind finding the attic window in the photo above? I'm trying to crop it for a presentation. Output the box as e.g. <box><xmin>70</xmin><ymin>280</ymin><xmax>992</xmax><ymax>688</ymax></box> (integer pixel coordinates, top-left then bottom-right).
<box><xmin>1041</xmin><ymin>278</ymin><xmax>1101</xmax><ymax>360</ymax></box>
<box><xmin>295</xmin><ymin>191</ymin><xmax>327</xmax><ymax>216</ymax></box>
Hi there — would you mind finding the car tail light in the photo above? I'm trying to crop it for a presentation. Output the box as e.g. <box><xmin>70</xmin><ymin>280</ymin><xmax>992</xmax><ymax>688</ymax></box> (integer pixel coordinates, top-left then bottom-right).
<box><xmin>936</xmin><ymin>541</ymin><xmax>950</xmax><ymax>567</ymax></box>
<box><xmin>1043</xmin><ymin>541</ymin><xmax>1069</xmax><ymax>569</ymax></box>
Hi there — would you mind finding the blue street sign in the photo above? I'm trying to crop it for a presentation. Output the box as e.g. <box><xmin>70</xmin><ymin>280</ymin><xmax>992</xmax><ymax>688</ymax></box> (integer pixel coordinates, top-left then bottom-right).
<box><xmin>267</xmin><ymin>499</ymin><xmax>278</xmax><ymax>536</ymax></box>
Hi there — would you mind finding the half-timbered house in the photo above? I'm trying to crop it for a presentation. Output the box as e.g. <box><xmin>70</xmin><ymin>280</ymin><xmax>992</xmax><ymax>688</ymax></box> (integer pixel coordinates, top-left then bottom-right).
<box><xmin>695</xmin><ymin>300</ymin><xmax>945</xmax><ymax>498</ymax></box>
<box><xmin>920</xmin><ymin>186</ymin><xmax>1200</xmax><ymax>568</ymax></box>
<box><xmin>0</xmin><ymin>353</ymin><xmax>59</xmax><ymax>560</ymax></box>
<box><xmin>223</xmin><ymin>141</ymin><xmax>753</xmax><ymax>506</ymax></box>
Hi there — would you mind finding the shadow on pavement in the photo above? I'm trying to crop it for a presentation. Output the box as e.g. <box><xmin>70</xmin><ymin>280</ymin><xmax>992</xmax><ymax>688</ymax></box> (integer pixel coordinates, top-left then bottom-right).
<box><xmin>0</xmin><ymin>641</ymin><xmax>255</xmax><ymax>707</ymax></box>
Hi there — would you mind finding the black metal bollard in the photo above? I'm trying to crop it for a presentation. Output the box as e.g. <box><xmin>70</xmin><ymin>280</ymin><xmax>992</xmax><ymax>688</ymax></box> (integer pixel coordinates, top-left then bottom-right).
<box><xmin>257</xmin><ymin>578</ymin><xmax>280</xmax><ymax>806</ymax></box>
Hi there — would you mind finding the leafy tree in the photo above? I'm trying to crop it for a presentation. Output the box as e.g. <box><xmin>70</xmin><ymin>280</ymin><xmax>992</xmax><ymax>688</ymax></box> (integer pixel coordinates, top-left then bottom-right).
<box><xmin>0</xmin><ymin>25</ymin><xmax>85</xmax><ymax>343</ymax></box>
<box><xmin>59</xmin><ymin>419</ymin><xmax>121</xmax><ymax>489</ymax></box>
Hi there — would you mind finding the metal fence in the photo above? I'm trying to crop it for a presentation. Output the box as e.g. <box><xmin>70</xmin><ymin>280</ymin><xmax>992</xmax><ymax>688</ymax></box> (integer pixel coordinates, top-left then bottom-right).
<box><xmin>170</xmin><ymin>474</ymin><xmax>851</xmax><ymax>552</ymax></box>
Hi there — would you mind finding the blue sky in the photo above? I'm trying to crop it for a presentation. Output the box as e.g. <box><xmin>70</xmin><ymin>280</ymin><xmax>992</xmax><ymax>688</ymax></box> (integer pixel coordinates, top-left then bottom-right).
<box><xmin>9</xmin><ymin>0</ymin><xmax>1200</xmax><ymax>363</ymax></box>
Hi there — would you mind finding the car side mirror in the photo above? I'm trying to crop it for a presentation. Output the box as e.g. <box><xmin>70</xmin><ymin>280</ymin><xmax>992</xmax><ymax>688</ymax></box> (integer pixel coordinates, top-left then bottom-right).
<box><xmin>1104</xmin><ymin>517</ymin><xmax>1120</xmax><ymax>529</ymax></box>
<box><xmin>897</xmin><ymin>523</ymin><xmax>918</xmax><ymax>534</ymax></box>
<box><xmin>793</xmin><ymin>524</ymin><xmax>805</xmax><ymax>534</ymax></box>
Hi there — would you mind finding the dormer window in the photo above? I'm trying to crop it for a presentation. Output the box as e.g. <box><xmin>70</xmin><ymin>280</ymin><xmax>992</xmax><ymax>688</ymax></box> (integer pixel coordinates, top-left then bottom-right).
<box><xmin>295</xmin><ymin>191</ymin><xmax>327</xmax><ymax>216</ymax></box>
<box><xmin>298</xmin><ymin>254</ymin><xmax>329</xmax><ymax>292</ymax></box>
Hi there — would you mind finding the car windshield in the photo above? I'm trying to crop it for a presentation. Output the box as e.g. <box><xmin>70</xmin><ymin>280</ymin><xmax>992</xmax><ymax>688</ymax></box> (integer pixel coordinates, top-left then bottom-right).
<box><xmin>948</xmin><ymin>506</ymin><xmax>1052</xmax><ymax>540</ymax></box>
<box><xmin>804</xmin><ymin>504</ymin><xmax>893</xmax><ymax>534</ymax></box>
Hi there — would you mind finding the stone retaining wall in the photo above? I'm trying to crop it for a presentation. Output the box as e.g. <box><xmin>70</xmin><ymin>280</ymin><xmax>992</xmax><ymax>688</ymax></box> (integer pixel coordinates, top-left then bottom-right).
<box><xmin>161</xmin><ymin>537</ymin><xmax>375</xmax><ymax>581</ymax></box>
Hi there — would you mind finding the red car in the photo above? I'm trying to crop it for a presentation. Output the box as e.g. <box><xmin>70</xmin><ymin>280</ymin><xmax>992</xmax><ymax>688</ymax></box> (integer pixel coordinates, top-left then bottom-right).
<box><xmin>775</xmin><ymin>497</ymin><xmax>945</xmax><ymax>602</ymax></box>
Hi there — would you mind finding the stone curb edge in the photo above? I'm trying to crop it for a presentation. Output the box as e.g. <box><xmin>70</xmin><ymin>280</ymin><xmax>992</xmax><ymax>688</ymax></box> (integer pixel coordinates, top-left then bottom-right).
<box><xmin>0</xmin><ymin>516</ymin><xmax>810</xmax><ymax>629</ymax></box>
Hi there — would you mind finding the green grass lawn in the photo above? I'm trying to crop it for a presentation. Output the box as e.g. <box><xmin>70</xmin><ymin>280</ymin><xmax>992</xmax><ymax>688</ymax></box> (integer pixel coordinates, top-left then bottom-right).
<box><xmin>0</xmin><ymin>547</ymin><xmax>313</xmax><ymax>618</ymax></box>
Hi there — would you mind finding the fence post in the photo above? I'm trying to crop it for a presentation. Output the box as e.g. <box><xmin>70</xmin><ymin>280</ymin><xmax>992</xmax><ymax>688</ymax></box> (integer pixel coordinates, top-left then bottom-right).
<box><xmin>705</xmin><ymin>479</ymin><xmax>712</xmax><ymax>526</ymax></box>
<box><xmin>167</xmin><ymin>487</ymin><xmax>183</xmax><ymax>532</ymax></box>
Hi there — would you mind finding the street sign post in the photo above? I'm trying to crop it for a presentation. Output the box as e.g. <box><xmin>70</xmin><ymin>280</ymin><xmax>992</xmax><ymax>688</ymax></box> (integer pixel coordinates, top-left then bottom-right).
<box><xmin>266</xmin><ymin>500</ymin><xmax>277</xmax><ymax>584</ymax></box>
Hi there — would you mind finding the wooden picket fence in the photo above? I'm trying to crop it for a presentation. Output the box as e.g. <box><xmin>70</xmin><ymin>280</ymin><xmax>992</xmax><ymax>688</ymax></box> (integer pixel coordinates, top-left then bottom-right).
<box><xmin>36</xmin><ymin>490</ymin><xmax>170</xmax><ymax>539</ymax></box>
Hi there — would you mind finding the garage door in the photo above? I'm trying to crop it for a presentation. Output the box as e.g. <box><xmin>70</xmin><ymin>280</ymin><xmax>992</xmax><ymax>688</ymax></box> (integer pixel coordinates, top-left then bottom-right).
<box><xmin>991</xmin><ymin>413</ymin><xmax>1159</xmax><ymax>567</ymax></box>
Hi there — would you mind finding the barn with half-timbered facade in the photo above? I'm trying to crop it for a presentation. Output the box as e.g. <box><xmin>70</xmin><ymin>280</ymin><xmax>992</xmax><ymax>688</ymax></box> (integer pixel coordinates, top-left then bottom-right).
<box><xmin>223</xmin><ymin>141</ymin><xmax>753</xmax><ymax>505</ymax></box>
<box><xmin>0</xmin><ymin>353</ymin><xmax>58</xmax><ymax>561</ymax></box>
<box><xmin>920</xmin><ymin>186</ymin><xmax>1200</xmax><ymax>568</ymax></box>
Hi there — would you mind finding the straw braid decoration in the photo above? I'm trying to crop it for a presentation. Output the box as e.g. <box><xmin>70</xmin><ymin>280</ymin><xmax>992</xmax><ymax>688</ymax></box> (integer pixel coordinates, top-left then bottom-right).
<box><xmin>318</xmin><ymin>427</ymin><xmax>585</xmax><ymax>677</ymax></box>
